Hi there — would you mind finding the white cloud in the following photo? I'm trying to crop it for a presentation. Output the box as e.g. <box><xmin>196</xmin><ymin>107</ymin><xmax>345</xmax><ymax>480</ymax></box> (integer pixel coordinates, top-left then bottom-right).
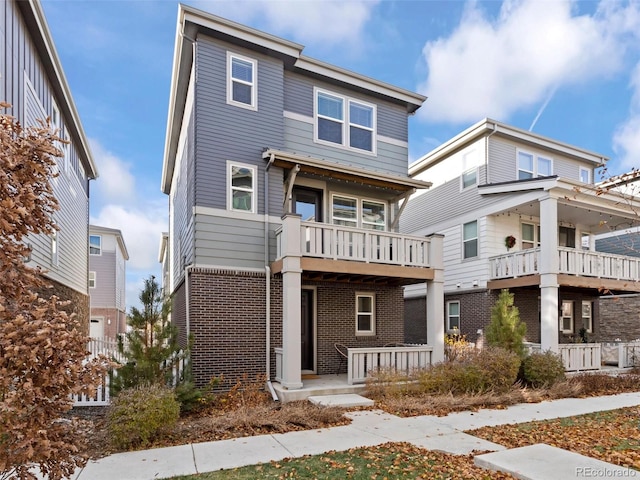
<box><xmin>613</xmin><ymin>63</ymin><xmax>640</xmax><ymax>172</ymax></box>
<box><xmin>417</xmin><ymin>0</ymin><xmax>638</xmax><ymax>124</ymax></box>
<box><xmin>90</xmin><ymin>139</ymin><xmax>136</xmax><ymax>204</ymax></box>
<box><xmin>194</xmin><ymin>0</ymin><xmax>379</xmax><ymax>47</ymax></box>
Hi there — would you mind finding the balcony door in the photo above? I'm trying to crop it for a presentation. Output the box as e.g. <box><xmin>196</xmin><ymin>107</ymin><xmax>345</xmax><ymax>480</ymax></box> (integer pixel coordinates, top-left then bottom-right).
<box><xmin>293</xmin><ymin>187</ymin><xmax>322</xmax><ymax>222</ymax></box>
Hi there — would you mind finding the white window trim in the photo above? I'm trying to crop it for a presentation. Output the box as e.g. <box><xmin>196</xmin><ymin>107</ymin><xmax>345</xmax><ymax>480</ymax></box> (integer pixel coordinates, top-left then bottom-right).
<box><xmin>51</xmin><ymin>100</ymin><xmax>61</xmax><ymax>132</ymax></box>
<box><xmin>521</xmin><ymin>222</ymin><xmax>541</xmax><ymax>249</ymax></box>
<box><xmin>447</xmin><ymin>301</ymin><xmax>460</xmax><ymax>331</ymax></box>
<box><xmin>227</xmin><ymin>161</ymin><xmax>257</xmax><ymax>214</ymax></box>
<box><xmin>355</xmin><ymin>292</ymin><xmax>376</xmax><ymax>336</ymax></box>
<box><xmin>51</xmin><ymin>231</ymin><xmax>59</xmax><ymax>267</ymax></box>
<box><xmin>581</xmin><ymin>300</ymin><xmax>593</xmax><ymax>333</ymax></box>
<box><xmin>62</xmin><ymin>127</ymin><xmax>70</xmax><ymax>177</ymax></box>
<box><xmin>89</xmin><ymin>235</ymin><xmax>102</xmax><ymax>256</ymax></box>
<box><xmin>517</xmin><ymin>149</ymin><xmax>554</xmax><ymax>179</ymax></box>
<box><xmin>313</xmin><ymin>87</ymin><xmax>377</xmax><ymax>155</ymax></box>
<box><xmin>462</xmin><ymin>220</ymin><xmax>478</xmax><ymax>260</ymax></box>
<box><xmin>331</xmin><ymin>194</ymin><xmax>387</xmax><ymax>231</ymax></box>
<box><xmin>89</xmin><ymin>271</ymin><xmax>96</xmax><ymax>289</ymax></box>
<box><xmin>460</xmin><ymin>151</ymin><xmax>478</xmax><ymax>191</ymax></box>
<box><xmin>560</xmin><ymin>300</ymin><xmax>574</xmax><ymax>333</ymax></box>
<box><xmin>226</xmin><ymin>51</ymin><xmax>257</xmax><ymax>111</ymax></box>
<box><xmin>579</xmin><ymin>167</ymin><xmax>591</xmax><ymax>184</ymax></box>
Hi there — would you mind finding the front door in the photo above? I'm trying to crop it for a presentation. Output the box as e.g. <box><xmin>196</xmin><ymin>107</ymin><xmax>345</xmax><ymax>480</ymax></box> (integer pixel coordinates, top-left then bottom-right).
<box><xmin>293</xmin><ymin>187</ymin><xmax>322</xmax><ymax>222</ymax></box>
<box><xmin>301</xmin><ymin>289</ymin><xmax>314</xmax><ymax>371</ymax></box>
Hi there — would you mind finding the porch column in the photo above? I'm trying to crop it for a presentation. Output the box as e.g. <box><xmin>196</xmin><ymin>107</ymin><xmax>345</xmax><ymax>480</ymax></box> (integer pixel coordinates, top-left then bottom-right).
<box><xmin>539</xmin><ymin>196</ymin><xmax>559</xmax><ymax>353</ymax></box>
<box><xmin>426</xmin><ymin>234</ymin><xmax>445</xmax><ymax>363</ymax></box>
<box><xmin>280</xmin><ymin>213</ymin><xmax>303</xmax><ymax>389</ymax></box>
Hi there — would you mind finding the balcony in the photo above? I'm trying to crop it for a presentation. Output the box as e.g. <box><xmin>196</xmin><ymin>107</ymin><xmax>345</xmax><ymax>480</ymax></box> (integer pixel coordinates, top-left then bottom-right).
<box><xmin>489</xmin><ymin>247</ymin><xmax>640</xmax><ymax>285</ymax></box>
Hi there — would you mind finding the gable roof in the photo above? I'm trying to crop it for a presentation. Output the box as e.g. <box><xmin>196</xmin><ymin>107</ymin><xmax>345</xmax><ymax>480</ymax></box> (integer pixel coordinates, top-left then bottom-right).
<box><xmin>409</xmin><ymin>118</ymin><xmax>608</xmax><ymax>177</ymax></box>
<box><xmin>161</xmin><ymin>4</ymin><xmax>427</xmax><ymax>194</ymax></box>
<box><xmin>18</xmin><ymin>0</ymin><xmax>97</xmax><ymax>179</ymax></box>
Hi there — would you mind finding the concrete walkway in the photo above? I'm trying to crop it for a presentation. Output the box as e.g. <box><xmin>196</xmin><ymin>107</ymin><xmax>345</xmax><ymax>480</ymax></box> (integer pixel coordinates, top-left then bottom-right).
<box><xmin>67</xmin><ymin>391</ymin><xmax>640</xmax><ymax>480</ymax></box>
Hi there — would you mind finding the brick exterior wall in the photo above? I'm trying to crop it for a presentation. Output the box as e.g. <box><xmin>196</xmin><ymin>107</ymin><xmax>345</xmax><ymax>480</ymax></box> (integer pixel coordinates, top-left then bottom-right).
<box><xmin>39</xmin><ymin>276</ymin><xmax>90</xmax><ymax>335</ymax></box>
<box><xmin>598</xmin><ymin>294</ymin><xmax>640</xmax><ymax>342</ymax></box>
<box><xmin>89</xmin><ymin>307</ymin><xmax>126</xmax><ymax>338</ymax></box>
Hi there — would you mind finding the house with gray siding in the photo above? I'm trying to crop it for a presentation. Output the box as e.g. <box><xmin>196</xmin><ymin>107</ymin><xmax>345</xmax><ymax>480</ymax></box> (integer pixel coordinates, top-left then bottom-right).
<box><xmin>89</xmin><ymin>225</ymin><xmax>129</xmax><ymax>339</ymax></box>
<box><xmin>1</xmin><ymin>0</ymin><xmax>98</xmax><ymax>329</ymax></box>
<box><xmin>161</xmin><ymin>5</ymin><xmax>444</xmax><ymax>398</ymax></box>
<box><xmin>402</xmin><ymin>119</ymin><xmax>640</xmax><ymax>351</ymax></box>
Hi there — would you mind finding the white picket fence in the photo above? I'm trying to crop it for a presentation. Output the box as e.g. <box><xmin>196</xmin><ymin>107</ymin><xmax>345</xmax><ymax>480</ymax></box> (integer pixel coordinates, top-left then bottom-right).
<box><xmin>347</xmin><ymin>345</ymin><xmax>433</xmax><ymax>385</ymax></box>
<box><xmin>72</xmin><ymin>337</ymin><xmax>186</xmax><ymax>407</ymax></box>
<box><xmin>558</xmin><ymin>343</ymin><xmax>601</xmax><ymax>372</ymax></box>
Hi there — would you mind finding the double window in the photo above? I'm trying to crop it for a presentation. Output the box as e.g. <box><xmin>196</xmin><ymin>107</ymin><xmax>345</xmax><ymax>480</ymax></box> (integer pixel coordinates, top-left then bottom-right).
<box><xmin>228</xmin><ymin>162</ymin><xmax>256</xmax><ymax>213</ymax></box>
<box><xmin>447</xmin><ymin>301</ymin><xmax>460</xmax><ymax>330</ymax></box>
<box><xmin>518</xmin><ymin>151</ymin><xmax>552</xmax><ymax>180</ymax></box>
<box><xmin>89</xmin><ymin>235</ymin><xmax>101</xmax><ymax>255</ymax></box>
<box><xmin>356</xmin><ymin>293</ymin><xmax>375</xmax><ymax>335</ymax></box>
<box><xmin>315</xmin><ymin>89</ymin><xmax>376</xmax><ymax>153</ymax></box>
<box><xmin>332</xmin><ymin>195</ymin><xmax>385</xmax><ymax>230</ymax></box>
<box><xmin>227</xmin><ymin>52</ymin><xmax>257</xmax><ymax>110</ymax></box>
<box><xmin>462</xmin><ymin>221</ymin><xmax>478</xmax><ymax>259</ymax></box>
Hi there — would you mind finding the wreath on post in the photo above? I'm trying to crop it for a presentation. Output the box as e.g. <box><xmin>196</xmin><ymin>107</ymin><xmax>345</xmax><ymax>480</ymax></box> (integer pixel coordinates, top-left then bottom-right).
<box><xmin>505</xmin><ymin>235</ymin><xmax>516</xmax><ymax>249</ymax></box>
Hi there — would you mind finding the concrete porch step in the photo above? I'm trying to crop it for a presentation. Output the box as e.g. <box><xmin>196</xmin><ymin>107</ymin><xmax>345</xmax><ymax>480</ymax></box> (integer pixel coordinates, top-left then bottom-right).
<box><xmin>308</xmin><ymin>394</ymin><xmax>374</xmax><ymax>408</ymax></box>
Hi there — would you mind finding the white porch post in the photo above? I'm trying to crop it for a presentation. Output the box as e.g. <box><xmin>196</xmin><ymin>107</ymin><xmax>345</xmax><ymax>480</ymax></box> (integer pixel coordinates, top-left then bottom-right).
<box><xmin>426</xmin><ymin>234</ymin><xmax>445</xmax><ymax>363</ymax></box>
<box><xmin>280</xmin><ymin>213</ymin><xmax>303</xmax><ymax>389</ymax></box>
<box><xmin>539</xmin><ymin>196</ymin><xmax>559</xmax><ymax>353</ymax></box>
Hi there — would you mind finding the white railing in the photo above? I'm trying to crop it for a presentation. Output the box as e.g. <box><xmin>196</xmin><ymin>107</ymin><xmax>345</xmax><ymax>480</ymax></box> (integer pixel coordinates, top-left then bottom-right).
<box><xmin>347</xmin><ymin>345</ymin><xmax>433</xmax><ymax>384</ymax></box>
<box><xmin>558</xmin><ymin>248</ymin><xmax>640</xmax><ymax>281</ymax></box>
<box><xmin>489</xmin><ymin>248</ymin><xmax>539</xmax><ymax>279</ymax></box>
<box><xmin>277</xmin><ymin>222</ymin><xmax>431</xmax><ymax>267</ymax></box>
<box><xmin>619</xmin><ymin>342</ymin><xmax>640</xmax><ymax>368</ymax></box>
<box><xmin>558</xmin><ymin>343</ymin><xmax>601</xmax><ymax>372</ymax></box>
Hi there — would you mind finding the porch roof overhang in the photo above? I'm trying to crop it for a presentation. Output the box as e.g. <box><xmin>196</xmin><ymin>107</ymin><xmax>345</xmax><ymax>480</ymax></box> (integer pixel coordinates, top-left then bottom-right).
<box><xmin>270</xmin><ymin>257</ymin><xmax>434</xmax><ymax>286</ymax></box>
<box><xmin>262</xmin><ymin>149</ymin><xmax>432</xmax><ymax>193</ymax></box>
<box><xmin>487</xmin><ymin>274</ymin><xmax>640</xmax><ymax>294</ymax></box>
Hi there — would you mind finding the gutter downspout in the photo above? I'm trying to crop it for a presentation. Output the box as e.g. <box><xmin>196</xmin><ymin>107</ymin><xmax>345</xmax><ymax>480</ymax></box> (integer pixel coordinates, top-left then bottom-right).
<box><xmin>485</xmin><ymin>122</ymin><xmax>498</xmax><ymax>184</ymax></box>
<box><xmin>265</xmin><ymin>154</ymin><xmax>278</xmax><ymax>401</ymax></box>
<box><xmin>185</xmin><ymin>264</ymin><xmax>193</xmax><ymax>343</ymax></box>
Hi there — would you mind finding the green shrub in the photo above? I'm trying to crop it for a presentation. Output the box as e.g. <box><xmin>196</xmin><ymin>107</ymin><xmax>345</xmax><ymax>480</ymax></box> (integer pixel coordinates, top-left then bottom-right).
<box><xmin>486</xmin><ymin>289</ymin><xmax>527</xmax><ymax>358</ymax></box>
<box><xmin>107</xmin><ymin>384</ymin><xmax>180</xmax><ymax>450</ymax></box>
<box><xmin>520</xmin><ymin>351</ymin><xmax>566</xmax><ymax>388</ymax></box>
<box><xmin>417</xmin><ymin>347</ymin><xmax>520</xmax><ymax>395</ymax></box>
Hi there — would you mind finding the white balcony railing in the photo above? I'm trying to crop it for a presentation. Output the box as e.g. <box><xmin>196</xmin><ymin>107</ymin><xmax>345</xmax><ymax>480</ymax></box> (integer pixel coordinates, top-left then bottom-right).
<box><xmin>347</xmin><ymin>345</ymin><xmax>433</xmax><ymax>384</ymax></box>
<box><xmin>489</xmin><ymin>247</ymin><xmax>640</xmax><ymax>283</ymax></box>
<box><xmin>277</xmin><ymin>221</ymin><xmax>432</xmax><ymax>268</ymax></box>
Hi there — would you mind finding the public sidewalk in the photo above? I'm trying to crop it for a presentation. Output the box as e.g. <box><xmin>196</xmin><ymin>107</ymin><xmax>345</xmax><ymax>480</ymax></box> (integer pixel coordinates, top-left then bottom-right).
<box><xmin>69</xmin><ymin>391</ymin><xmax>640</xmax><ymax>480</ymax></box>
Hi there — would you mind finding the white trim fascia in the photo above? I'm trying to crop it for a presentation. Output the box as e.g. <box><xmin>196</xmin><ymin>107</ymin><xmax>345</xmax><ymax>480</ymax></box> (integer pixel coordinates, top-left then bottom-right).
<box><xmin>193</xmin><ymin>205</ymin><xmax>281</xmax><ymax>224</ymax></box>
<box><xmin>378</xmin><ymin>135</ymin><xmax>408</xmax><ymax>148</ymax></box>
<box><xmin>188</xmin><ymin>263</ymin><xmax>268</xmax><ymax>274</ymax></box>
<box><xmin>283</xmin><ymin>110</ymin><xmax>313</xmax><ymax>124</ymax></box>
<box><xmin>478</xmin><ymin>177</ymin><xmax>558</xmax><ymax>195</ymax></box>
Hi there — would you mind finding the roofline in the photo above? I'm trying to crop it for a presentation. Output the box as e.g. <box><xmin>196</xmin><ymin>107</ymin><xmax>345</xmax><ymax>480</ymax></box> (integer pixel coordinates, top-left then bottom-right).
<box><xmin>89</xmin><ymin>224</ymin><xmax>129</xmax><ymax>260</ymax></box>
<box><xmin>158</xmin><ymin>231</ymin><xmax>169</xmax><ymax>263</ymax></box>
<box><xmin>24</xmin><ymin>0</ymin><xmax>97</xmax><ymax>179</ymax></box>
<box><xmin>161</xmin><ymin>4</ymin><xmax>425</xmax><ymax>194</ymax></box>
<box><xmin>409</xmin><ymin>118</ymin><xmax>608</xmax><ymax>177</ymax></box>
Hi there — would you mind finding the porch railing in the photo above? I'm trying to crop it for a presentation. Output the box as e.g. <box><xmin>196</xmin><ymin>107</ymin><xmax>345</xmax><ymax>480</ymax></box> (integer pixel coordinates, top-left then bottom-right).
<box><xmin>347</xmin><ymin>345</ymin><xmax>433</xmax><ymax>385</ymax></box>
<box><xmin>558</xmin><ymin>343</ymin><xmax>601</xmax><ymax>372</ymax></box>
<box><xmin>489</xmin><ymin>248</ymin><xmax>539</xmax><ymax>279</ymax></box>
<box><xmin>276</xmin><ymin>221</ymin><xmax>432</xmax><ymax>268</ymax></box>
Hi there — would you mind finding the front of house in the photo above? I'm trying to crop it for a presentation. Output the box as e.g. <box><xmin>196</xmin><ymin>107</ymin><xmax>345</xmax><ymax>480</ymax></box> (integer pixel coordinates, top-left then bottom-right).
<box><xmin>402</xmin><ymin>119</ymin><xmax>640</xmax><ymax>353</ymax></box>
<box><xmin>161</xmin><ymin>6</ymin><xmax>444</xmax><ymax>394</ymax></box>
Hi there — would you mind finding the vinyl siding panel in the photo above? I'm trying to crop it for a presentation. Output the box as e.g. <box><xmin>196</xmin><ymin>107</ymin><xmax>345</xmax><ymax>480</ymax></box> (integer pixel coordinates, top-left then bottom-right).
<box><xmin>115</xmin><ymin>241</ymin><xmax>126</xmax><ymax>311</ymax></box>
<box><xmin>440</xmin><ymin>222</ymin><xmax>489</xmax><ymax>292</ymax></box>
<box><xmin>90</xmin><ymin>252</ymin><xmax>116</xmax><ymax>307</ymax></box>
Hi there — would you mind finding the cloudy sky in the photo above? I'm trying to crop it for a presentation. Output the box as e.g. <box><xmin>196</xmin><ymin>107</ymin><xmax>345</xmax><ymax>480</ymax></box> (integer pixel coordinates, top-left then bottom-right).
<box><xmin>41</xmin><ymin>0</ymin><xmax>640</xmax><ymax>310</ymax></box>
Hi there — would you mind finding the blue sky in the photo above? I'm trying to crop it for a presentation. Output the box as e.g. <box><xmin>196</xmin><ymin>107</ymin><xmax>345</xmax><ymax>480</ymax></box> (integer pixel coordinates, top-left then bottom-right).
<box><xmin>40</xmin><ymin>0</ymin><xmax>640</xmax><ymax>310</ymax></box>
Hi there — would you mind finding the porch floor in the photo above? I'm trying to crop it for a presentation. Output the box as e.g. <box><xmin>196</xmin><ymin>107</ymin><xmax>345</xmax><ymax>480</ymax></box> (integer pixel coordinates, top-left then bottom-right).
<box><xmin>271</xmin><ymin>374</ymin><xmax>368</xmax><ymax>402</ymax></box>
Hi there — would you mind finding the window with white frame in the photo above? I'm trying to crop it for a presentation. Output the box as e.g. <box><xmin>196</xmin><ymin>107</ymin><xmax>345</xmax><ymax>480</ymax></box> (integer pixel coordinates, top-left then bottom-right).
<box><xmin>560</xmin><ymin>300</ymin><xmax>573</xmax><ymax>333</ymax></box>
<box><xmin>89</xmin><ymin>271</ymin><xmax>96</xmax><ymax>289</ymax></box>
<box><xmin>461</xmin><ymin>152</ymin><xmax>477</xmax><ymax>189</ymax></box>
<box><xmin>581</xmin><ymin>301</ymin><xmax>592</xmax><ymax>333</ymax></box>
<box><xmin>447</xmin><ymin>301</ymin><xmax>460</xmax><ymax>330</ymax></box>
<box><xmin>518</xmin><ymin>151</ymin><xmax>553</xmax><ymax>179</ymax></box>
<box><xmin>228</xmin><ymin>162</ymin><xmax>256</xmax><ymax>213</ymax></box>
<box><xmin>332</xmin><ymin>195</ymin><xmax>386</xmax><ymax>230</ymax></box>
<box><xmin>51</xmin><ymin>101</ymin><xmax>60</xmax><ymax>132</ymax></box>
<box><xmin>356</xmin><ymin>293</ymin><xmax>375</xmax><ymax>335</ymax></box>
<box><xmin>315</xmin><ymin>88</ymin><xmax>375</xmax><ymax>153</ymax></box>
<box><xmin>89</xmin><ymin>235</ymin><xmax>101</xmax><ymax>255</ymax></box>
<box><xmin>463</xmin><ymin>221</ymin><xmax>478</xmax><ymax>259</ymax></box>
<box><xmin>51</xmin><ymin>231</ymin><xmax>59</xmax><ymax>266</ymax></box>
<box><xmin>521</xmin><ymin>222</ymin><xmax>540</xmax><ymax>250</ymax></box>
<box><xmin>227</xmin><ymin>52</ymin><xmax>257</xmax><ymax>110</ymax></box>
<box><xmin>579</xmin><ymin>167</ymin><xmax>591</xmax><ymax>184</ymax></box>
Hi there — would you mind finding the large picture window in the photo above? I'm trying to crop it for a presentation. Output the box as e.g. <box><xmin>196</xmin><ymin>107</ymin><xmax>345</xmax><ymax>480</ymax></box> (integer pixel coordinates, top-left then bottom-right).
<box><xmin>228</xmin><ymin>162</ymin><xmax>256</xmax><ymax>213</ymax></box>
<box><xmin>227</xmin><ymin>52</ymin><xmax>257</xmax><ymax>110</ymax></box>
<box><xmin>463</xmin><ymin>221</ymin><xmax>478</xmax><ymax>259</ymax></box>
<box><xmin>315</xmin><ymin>88</ymin><xmax>376</xmax><ymax>153</ymax></box>
<box><xmin>356</xmin><ymin>293</ymin><xmax>375</xmax><ymax>335</ymax></box>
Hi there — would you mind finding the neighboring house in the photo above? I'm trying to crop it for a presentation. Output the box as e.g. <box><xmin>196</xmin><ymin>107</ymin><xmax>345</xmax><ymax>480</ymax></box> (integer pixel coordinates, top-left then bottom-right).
<box><xmin>89</xmin><ymin>225</ymin><xmax>129</xmax><ymax>339</ymax></box>
<box><xmin>402</xmin><ymin>119</ymin><xmax>640</xmax><ymax>351</ymax></box>
<box><xmin>1</xmin><ymin>0</ymin><xmax>98</xmax><ymax>330</ymax></box>
<box><xmin>161</xmin><ymin>5</ymin><xmax>444</xmax><ymax>395</ymax></box>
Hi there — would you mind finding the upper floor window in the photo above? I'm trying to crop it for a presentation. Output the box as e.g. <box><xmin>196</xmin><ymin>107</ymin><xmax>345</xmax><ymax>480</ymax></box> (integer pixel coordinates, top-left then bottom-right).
<box><xmin>332</xmin><ymin>195</ymin><xmax>386</xmax><ymax>230</ymax></box>
<box><xmin>51</xmin><ymin>231</ymin><xmax>59</xmax><ymax>266</ymax></box>
<box><xmin>518</xmin><ymin>151</ymin><xmax>553</xmax><ymax>179</ymax></box>
<box><xmin>227</xmin><ymin>52</ymin><xmax>257</xmax><ymax>110</ymax></box>
<box><xmin>228</xmin><ymin>162</ymin><xmax>256</xmax><ymax>213</ymax></box>
<box><xmin>461</xmin><ymin>151</ymin><xmax>477</xmax><ymax>189</ymax></box>
<box><xmin>315</xmin><ymin>88</ymin><xmax>376</xmax><ymax>153</ymax></box>
<box><xmin>51</xmin><ymin>101</ymin><xmax>60</xmax><ymax>132</ymax></box>
<box><xmin>356</xmin><ymin>292</ymin><xmax>375</xmax><ymax>336</ymax></box>
<box><xmin>559</xmin><ymin>226</ymin><xmax>576</xmax><ymax>248</ymax></box>
<box><xmin>521</xmin><ymin>222</ymin><xmax>540</xmax><ymax>250</ymax></box>
<box><xmin>579</xmin><ymin>167</ymin><xmax>591</xmax><ymax>184</ymax></box>
<box><xmin>89</xmin><ymin>235</ymin><xmax>101</xmax><ymax>255</ymax></box>
<box><xmin>463</xmin><ymin>221</ymin><xmax>478</xmax><ymax>259</ymax></box>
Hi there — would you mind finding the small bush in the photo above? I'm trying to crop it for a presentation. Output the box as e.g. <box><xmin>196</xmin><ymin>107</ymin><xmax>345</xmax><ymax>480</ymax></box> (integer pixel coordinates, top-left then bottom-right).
<box><xmin>520</xmin><ymin>351</ymin><xmax>566</xmax><ymax>388</ymax></box>
<box><xmin>107</xmin><ymin>384</ymin><xmax>180</xmax><ymax>450</ymax></box>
